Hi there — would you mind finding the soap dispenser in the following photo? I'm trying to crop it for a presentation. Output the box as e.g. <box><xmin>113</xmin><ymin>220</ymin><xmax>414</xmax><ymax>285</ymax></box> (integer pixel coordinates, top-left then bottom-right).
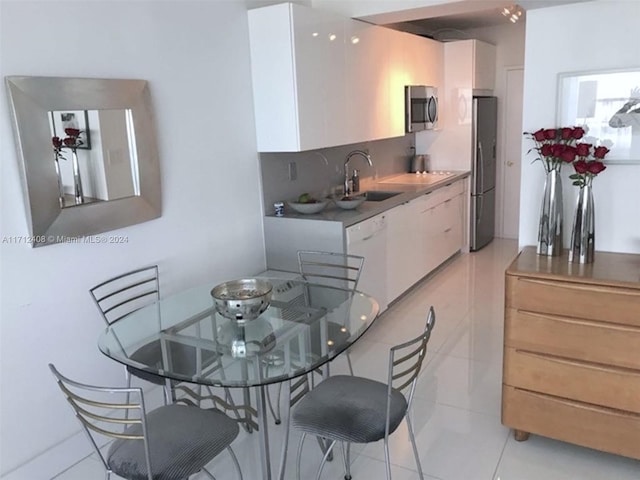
<box><xmin>351</xmin><ymin>169</ymin><xmax>360</xmax><ymax>193</ymax></box>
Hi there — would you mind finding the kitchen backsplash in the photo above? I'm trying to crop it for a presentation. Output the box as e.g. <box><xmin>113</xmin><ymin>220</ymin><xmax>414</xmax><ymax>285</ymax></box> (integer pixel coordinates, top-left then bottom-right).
<box><xmin>260</xmin><ymin>135</ymin><xmax>415</xmax><ymax>213</ymax></box>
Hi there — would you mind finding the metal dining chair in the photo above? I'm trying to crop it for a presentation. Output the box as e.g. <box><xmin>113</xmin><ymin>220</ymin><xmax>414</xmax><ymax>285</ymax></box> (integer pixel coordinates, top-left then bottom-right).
<box><xmin>291</xmin><ymin>306</ymin><xmax>436</xmax><ymax>480</ymax></box>
<box><xmin>266</xmin><ymin>251</ymin><xmax>365</xmax><ymax>425</ymax></box>
<box><xmin>90</xmin><ymin>266</ymin><xmax>221</xmax><ymax>406</ymax></box>
<box><xmin>49</xmin><ymin>364</ymin><xmax>243</xmax><ymax>480</ymax></box>
<box><xmin>90</xmin><ymin>266</ymin><xmax>177</xmax><ymax>403</ymax></box>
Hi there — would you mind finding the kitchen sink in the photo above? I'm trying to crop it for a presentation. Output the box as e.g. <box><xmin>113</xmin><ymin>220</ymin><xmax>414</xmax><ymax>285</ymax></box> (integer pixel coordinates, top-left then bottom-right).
<box><xmin>363</xmin><ymin>191</ymin><xmax>402</xmax><ymax>202</ymax></box>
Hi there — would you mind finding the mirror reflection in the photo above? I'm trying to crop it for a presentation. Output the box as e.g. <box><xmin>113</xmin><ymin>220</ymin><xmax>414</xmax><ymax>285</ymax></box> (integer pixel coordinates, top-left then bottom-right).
<box><xmin>49</xmin><ymin>109</ymin><xmax>140</xmax><ymax>208</ymax></box>
<box><xmin>558</xmin><ymin>68</ymin><xmax>640</xmax><ymax>163</ymax></box>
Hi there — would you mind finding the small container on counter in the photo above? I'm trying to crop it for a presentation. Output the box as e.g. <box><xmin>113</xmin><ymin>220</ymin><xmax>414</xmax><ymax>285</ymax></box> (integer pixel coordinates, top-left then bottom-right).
<box><xmin>274</xmin><ymin>202</ymin><xmax>284</xmax><ymax>217</ymax></box>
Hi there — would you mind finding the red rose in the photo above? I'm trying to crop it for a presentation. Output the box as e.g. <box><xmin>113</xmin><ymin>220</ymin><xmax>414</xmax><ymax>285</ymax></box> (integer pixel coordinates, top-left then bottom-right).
<box><xmin>593</xmin><ymin>146</ymin><xmax>610</xmax><ymax>159</ymax></box>
<box><xmin>540</xmin><ymin>144</ymin><xmax>553</xmax><ymax>157</ymax></box>
<box><xmin>560</xmin><ymin>145</ymin><xmax>577</xmax><ymax>162</ymax></box>
<box><xmin>573</xmin><ymin>160</ymin><xmax>588</xmax><ymax>174</ymax></box>
<box><xmin>63</xmin><ymin>137</ymin><xmax>76</xmax><ymax>147</ymax></box>
<box><xmin>532</xmin><ymin>129</ymin><xmax>546</xmax><ymax>141</ymax></box>
<box><xmin>64</xmin><ymin>128</ymin><xmax>80</xmax><ymax>137</ymax></box>
<box><xmin>561</xmin><ymin>128</ymin><xmax>573</xmax><ymax>140</ymax></box>
<box><xmin>543</xmin><ymin>128</ymin><xmax>557</xmax><ymax>140</ymax></box>
<box><xmin>550</xmin><ymin>144</ymin><xmax>565</xmax><ymax>157</ymax></box>
<box><xmin>52</xmin><ymin>136</ymin><xmax>62</xmax><ymax>148</ymax></box>
<box><xmin>575</xmin><ymin>143</ymin><xmax>591</xmax><ymax>157</ymax></box>
<box><xmin>571</xmin><ymin>127</ymin><xmax>586</xmax><ymax>139</ymax></box>
<box><xmin>587</xmin><ymin>161</ymin><xmax>606</xmax><ymax>174</ymax></box>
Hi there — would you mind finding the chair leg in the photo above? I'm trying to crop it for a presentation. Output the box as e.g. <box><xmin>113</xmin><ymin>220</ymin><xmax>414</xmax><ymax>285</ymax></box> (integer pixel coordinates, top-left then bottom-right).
<box><xmin>346</xmin><ymin>352</ymin><xmax>354</xmax><ymax>376</ymax></box>
<box><xmin>266</xmin><ymin>382</ymin><xmax>282</xmax><ymax>425</ymax></box>
<box><xmin>227</xmin><ymin>446</ymin><xmax>244</xmax><ymax>480</ymax></box>
<box><xmin>277</xmin><ymin>380</ymin><xmax>292</xmax><ymax>480</ymax></box>
<box><xmin>201</xmin><ymin>467</ymin><xmax>217</xmax><ymax>480</ymax></box>
<box><xmin>383</xmin><ymin>436</ymin><xmax>392</xmax><ymax>480</ymax></box>
<box><xmin>315</xmin><ymin>439</ymin><xmax>337</xmax><ymax>480</ymax></box>
<box><xmin>296</xmin><ymin>433</ymin><xmax>307</xmax><ymax>480</ymax></box>
<box><xmin>406</xmin><ymin>415</ymin><xmax>424</xmax><ymax>480</ymax></box>
<box><xmin>340</xmin><ymin>442</ymin><xmax>352</xmax><ymax>480</ymax></box>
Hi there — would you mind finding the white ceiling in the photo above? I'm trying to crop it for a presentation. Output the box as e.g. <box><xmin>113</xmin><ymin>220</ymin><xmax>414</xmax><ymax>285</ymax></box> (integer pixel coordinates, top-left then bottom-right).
<box><xmin>366</xmin><ymin>0</ymin><xmax>594</xmax><ymax>37</ymax></box>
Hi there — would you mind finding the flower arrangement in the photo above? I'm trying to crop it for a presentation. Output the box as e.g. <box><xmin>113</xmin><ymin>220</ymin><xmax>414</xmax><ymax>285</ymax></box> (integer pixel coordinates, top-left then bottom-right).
<box><xmin>52</xmin><ymin>128</ymin><xmax>84</xmax><ymax>160</ymax></box>
<box><xmin>524</xmin><ymin>126</ymin><xmax>586</xmax><ymax>172</ymax></box>
<box><xmin>569</xmin><ymin>144</ymin><xmax>609</xmax><ymax>188</ymax></box>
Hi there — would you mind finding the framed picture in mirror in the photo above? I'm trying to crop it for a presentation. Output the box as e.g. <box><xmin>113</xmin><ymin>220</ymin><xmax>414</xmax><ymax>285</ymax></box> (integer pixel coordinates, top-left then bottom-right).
<box><xmin>557</xmin><ymin>67</ymin><xmax>640</xmax><ymax>164</ymax></box>
<box><xmin>50</xmin><ymin>109</ymin><xmax>91</xmax><ymax>150</ymax></box>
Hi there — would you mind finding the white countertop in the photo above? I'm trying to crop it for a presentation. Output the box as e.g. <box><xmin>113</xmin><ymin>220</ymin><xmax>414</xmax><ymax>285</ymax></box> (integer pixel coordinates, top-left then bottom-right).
<box><xmin>266</xmin><ymin>170</ymin><xmax>470</xmax><ymax>227</ymax></box>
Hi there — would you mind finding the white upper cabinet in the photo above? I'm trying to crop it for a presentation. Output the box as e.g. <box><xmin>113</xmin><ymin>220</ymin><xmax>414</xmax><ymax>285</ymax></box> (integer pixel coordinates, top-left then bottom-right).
<box><xmin>472</xmin><ymin>39</ymin><xmax>496</xmax><ymax>91</ymax></box>
<box><xmin>404</xmin><ymin>33</ymin><xmax>444</xmax><ymax>89</ymax></box>
<box><xmin>445</xmin><ymin>39</ymin><xmax>496</xmax><ymax>91</ymax></box>
<box><xmin>248</xmin><ymin>3</ymin><xmax>444</xmax><ymax>152</ymax></box>
<box><xmin>344</xmin><ymin>19</ymin><xmax>388</xmax><ymax>144</ymax></box>
<box><xmin>248</xmin><ymin>3</ymin><xmax>347</xmax><ymax>151</ymax></box>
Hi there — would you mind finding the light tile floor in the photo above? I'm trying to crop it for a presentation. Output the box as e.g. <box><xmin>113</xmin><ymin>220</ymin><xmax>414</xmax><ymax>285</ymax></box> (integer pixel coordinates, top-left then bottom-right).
<box><xmin>53</xmin><ymin>239</ymin><xmax>640</xmax><ymax>480</ymax></box>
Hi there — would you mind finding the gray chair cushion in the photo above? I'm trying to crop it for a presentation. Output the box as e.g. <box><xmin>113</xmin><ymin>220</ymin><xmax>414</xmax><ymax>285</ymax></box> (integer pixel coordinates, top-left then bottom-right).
<box><xmin>292</xmin><ymin>375</ymin><xmax>407</xmax><ymax>443</ymax></box>
<box><xmin>108</xmin><ymin>404</ymin><xmax>239</xmax><ymax>480</ymax></box>
<box><xmin>128</xmin><ymin>341</ymin><xmax>219</xmax><ymax>385</ymax></box>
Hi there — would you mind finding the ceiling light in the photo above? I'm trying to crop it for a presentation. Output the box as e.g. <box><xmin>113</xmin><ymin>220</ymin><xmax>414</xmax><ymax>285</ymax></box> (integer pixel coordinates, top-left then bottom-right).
<box><xmin>501</xmin><ymin>5</ymin><xmax>523</xmax><ymax>23</ymax></box>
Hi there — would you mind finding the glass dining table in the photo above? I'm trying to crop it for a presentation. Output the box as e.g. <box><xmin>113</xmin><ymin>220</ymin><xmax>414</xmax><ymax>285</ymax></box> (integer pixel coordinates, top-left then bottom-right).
<box><xmin>97</xmin><ymin>276</ymin><xmax>379</xmax><ymax>480</ymax></box>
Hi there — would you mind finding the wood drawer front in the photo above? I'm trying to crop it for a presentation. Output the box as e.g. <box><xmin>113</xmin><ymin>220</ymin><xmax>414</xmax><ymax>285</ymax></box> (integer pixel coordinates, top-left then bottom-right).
<box><xmin>507</xmin><ymin>276</ymin><xmax>640</xmax><ymax>327</ymax></box>
<box><xmin>505</xmin><ymin>309</ymin><xmax>640</xmax><ymax>370</ymax></box>
<box><xmin>502</xmin><ymin>385</ymin><xmax>640</xmax><ymax>460</ymax></box>
<box><xmin>503</xmin><ymin>347</ymin><xmax>640</xmax><ymax>413</ymax></box>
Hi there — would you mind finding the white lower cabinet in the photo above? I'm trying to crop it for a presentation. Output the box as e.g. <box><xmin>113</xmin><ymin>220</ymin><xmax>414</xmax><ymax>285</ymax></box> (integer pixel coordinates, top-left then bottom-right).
<box><xmin>387</xmin><ymin>180</ymin><xmax>464</xmax><ymax>304</ymax></box>
<box><xmin>264</xmin><ymin>180</ymin><xmax>466</xmax><ymax>311</ymax></box>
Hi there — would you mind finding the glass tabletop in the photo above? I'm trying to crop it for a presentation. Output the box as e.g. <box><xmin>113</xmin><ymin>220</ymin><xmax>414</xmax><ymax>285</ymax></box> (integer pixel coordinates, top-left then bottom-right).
<box><xmin>97</xmin><ymin>277</ymin><xmax>379</xmax><ymax>388</ymax></box>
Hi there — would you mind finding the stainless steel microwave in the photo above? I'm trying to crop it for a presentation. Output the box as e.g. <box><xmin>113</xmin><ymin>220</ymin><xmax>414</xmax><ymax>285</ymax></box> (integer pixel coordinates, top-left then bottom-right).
<box><xmin>405</xmin><ymin>85</ymin><xmax>438</xmax><ymax>133</ymax></box>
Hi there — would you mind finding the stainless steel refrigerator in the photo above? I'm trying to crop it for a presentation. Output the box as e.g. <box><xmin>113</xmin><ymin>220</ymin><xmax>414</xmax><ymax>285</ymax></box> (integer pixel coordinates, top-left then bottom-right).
<box><xmin>470</xmin><ymin>96</ymin><xmax>497</xmax><ymax>251</ymax></box>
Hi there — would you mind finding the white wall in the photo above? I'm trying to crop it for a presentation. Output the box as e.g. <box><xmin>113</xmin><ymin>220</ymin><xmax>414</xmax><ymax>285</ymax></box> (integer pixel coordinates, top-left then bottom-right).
<box><xmin>0</xmin><ymin>1</ymin><xmax>266</xmax><ymax>477</ymax></box>
<box><xmin>520</xmin><ymin>0</ymin><xmax>640</xmax><ymax>253</ymax></box>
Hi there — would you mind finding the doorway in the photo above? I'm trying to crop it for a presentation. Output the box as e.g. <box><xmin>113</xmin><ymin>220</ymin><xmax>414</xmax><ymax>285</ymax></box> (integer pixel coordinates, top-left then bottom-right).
<box><xmin>499</xmin><ymin>67</ymin><xmax>524</xmax><ymax>239</ymax></box>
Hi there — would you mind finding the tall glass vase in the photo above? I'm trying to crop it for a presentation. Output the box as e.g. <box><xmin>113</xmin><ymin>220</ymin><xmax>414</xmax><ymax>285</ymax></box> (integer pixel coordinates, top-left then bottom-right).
<box><xmin>569</xmin><ymin>184</ymin><xmax>595</xmax><ymax>264</ymax></box>
<box><xmin>537</xmin><ymin>166</ymin><xmax>563</xmax><ymax>256</ymax></box>
<box><xmin>53</xmin><ymin>155</ymin><xmax>65</xmax><ymax>208</ymax></box>
<box><xmin>71</xmin><ymin>150</ymin><xmax>84</xmax><ymax>204</ymax></box>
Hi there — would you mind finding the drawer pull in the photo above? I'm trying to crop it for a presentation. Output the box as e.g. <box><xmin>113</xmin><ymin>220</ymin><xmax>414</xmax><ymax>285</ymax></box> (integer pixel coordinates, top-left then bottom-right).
<box><xmin>521</xmin><ymin>278</ymin><xmax>640</xmax><ymax>297</ymax></box>
<box><xmin>517</xmin><ymin>309</ymin><xmax>640</xmax><ymax>332</ymax></box>
<box><xmin>517</xmin><ymin>349</ymin><xmax>640</xmax><ymax>376</ymax></box>
<box><xmin>516</xmin><ymin>387</ymin><xmax>640</xmax><ymax>419</ymax></box>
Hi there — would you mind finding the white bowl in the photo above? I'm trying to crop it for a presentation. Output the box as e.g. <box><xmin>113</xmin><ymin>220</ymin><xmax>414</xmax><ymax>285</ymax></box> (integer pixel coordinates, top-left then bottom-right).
<box><xmin>334</xmin><ymin>195</ymin><xmax>366</xmax><ymax>210</ymax></box>
<box><xmin>287</xmin><ymin>199</ymin><xmax>328</xmax><ymax>214</ymax></box>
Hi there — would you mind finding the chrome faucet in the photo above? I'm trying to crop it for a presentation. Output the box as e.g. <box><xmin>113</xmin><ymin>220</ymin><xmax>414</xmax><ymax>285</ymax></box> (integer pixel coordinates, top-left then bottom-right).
<box><xmin>344</xmin><ymin>150</ymin><xmax>373</xmax><ymax>194</ymax></box>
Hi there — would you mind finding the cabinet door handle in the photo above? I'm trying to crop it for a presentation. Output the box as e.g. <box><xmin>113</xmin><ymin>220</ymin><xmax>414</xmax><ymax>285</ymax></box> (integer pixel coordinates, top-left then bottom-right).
<box><xmin>444</xmin><ymin>227</ymin><xmax>452</xmax><ymax>233</ymax></box>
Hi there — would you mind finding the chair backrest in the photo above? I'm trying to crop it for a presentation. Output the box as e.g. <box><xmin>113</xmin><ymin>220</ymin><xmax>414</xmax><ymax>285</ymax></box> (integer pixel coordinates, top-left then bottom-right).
<box><xmin>49</xmin><ymin>364</ymin><xmax>153</xmax><ymax>480</ymax></box>
<box><xmin>297</xmin><ymin>251</ymin><xmax>364</xmax><ymax>291</ymax></box>
<box><xmin>90</xmin><ymin>266</ymin><xmax>159</xmax><ymax>326</ymax></box>
<box><xmin>387</xmin><ymin>306</ymin><xmax>436</xmax><ymax>413</ymax></box>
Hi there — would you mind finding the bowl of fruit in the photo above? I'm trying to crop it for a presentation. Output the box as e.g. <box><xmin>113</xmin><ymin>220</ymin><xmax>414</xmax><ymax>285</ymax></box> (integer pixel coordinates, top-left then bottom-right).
<box><xmin>334</xmin><ymin>194</ymin><xmax>366</xmax><ymax>210</ymax></box>
<box><xmin>287</xmin><ymin>193</ymin><xmax>328</xmax><ymax>214</ymax></box>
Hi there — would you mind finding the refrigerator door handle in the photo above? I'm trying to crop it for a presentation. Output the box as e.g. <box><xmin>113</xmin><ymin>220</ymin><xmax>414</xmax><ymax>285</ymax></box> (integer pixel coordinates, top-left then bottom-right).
<box><xmin>478</xmin><ymin>141</ymin><xmax>485</xmax><ymax>194</ymax></box>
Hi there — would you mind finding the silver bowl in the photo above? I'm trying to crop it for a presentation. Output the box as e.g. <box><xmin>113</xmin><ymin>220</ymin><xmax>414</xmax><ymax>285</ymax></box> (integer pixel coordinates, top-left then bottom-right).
<box><xmin>211</xmin><ymin>278</ymin><xmax>273</xmax><ymax>323</ymax></box>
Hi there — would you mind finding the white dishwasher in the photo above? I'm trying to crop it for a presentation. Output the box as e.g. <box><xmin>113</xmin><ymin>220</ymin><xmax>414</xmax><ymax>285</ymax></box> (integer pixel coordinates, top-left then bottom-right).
<box><xmin>346</xmin><ymin>212</ymin><xmax>388</xmax><ymax>312</ymax></box>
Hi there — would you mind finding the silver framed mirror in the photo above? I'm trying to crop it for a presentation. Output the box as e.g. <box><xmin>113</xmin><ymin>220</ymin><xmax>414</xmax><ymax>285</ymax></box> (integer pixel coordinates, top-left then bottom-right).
<box><xmin>5</xmin><ymin>76</ymin><xmax>162</xmax><ymax>247</ymax></box>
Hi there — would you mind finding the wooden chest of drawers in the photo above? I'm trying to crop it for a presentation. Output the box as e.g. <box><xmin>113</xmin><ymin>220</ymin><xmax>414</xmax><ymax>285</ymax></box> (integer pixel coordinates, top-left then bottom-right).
<box><xmin>502</xmin><ymin>247</ymin><xmax>640</xmax><ymax>459</ymax></box>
